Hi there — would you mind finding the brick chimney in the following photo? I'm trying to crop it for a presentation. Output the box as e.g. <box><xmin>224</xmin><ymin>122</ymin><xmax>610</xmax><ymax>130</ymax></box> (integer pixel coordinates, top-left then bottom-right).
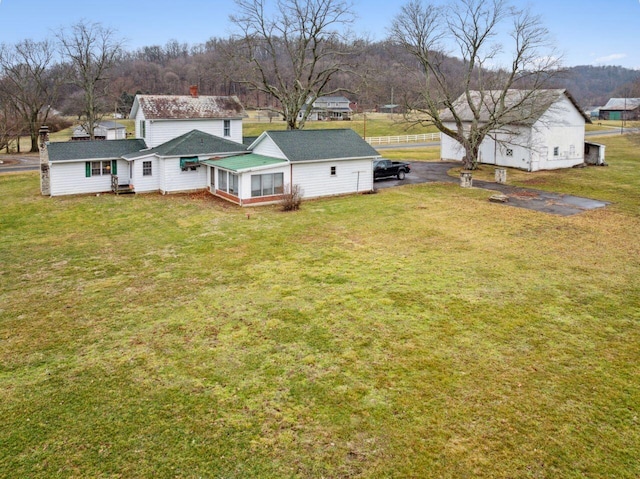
<box><xmin>38</xmin><ymin>125</ymin><xmax>50</xmax><ymax>196</ymax></box>
<box><xmin>189</xmin><ymin>85</ymin><xmax>199</xmax><ymax>98</ymax></box>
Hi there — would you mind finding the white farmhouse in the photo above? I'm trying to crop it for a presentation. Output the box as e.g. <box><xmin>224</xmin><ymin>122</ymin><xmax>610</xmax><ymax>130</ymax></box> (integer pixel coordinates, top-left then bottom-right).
<box><xmin>297</xmin><ymin>95</ymin><xmax>353</xmax><ymax>121</ymax></box>
<box><xmin>440</xmin><ymin>89</ymin><xmax>591</xmax><ymax>171</ymax></box>
<box><xmin>130</xmin><ymin>86</ymin><xmax>246</xmax><ymax>147</ymax></box>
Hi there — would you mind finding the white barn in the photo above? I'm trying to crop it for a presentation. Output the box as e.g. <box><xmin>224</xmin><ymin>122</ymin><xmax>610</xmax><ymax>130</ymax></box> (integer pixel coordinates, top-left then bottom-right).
<box><xmin>440</xmin><ymin>89</ymin><xmax>591</xmax><ymax>171</ymax></box>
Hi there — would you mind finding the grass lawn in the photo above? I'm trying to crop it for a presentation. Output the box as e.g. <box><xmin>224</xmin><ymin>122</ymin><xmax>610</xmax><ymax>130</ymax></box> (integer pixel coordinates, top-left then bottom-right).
<box><xmin>1</xmin><ymin>135</ymin><xmax>639</xmax><ymax>477</ymax></box>
<box><xmin>243</xmin><ymin>113</ymin><xmax>440</xmax><ymax>138</ymax></box>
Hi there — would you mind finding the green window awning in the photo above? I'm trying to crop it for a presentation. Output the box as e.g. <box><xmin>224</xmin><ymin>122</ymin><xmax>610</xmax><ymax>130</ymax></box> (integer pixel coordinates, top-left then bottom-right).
<box><xmin>180</xmin><ymin>156</ymin><xmax>200</xmax><ymax>169</ymax></box>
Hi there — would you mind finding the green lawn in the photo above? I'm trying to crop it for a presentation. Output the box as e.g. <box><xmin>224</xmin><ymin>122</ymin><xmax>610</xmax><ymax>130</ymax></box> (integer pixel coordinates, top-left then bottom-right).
<box><xmin>1</xmin><ymin>135</ymin><xmax>639</xmax><ymax>477</ymax></box>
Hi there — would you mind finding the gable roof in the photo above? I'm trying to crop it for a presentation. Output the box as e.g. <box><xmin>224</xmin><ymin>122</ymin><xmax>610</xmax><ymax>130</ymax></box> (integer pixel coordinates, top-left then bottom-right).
<box><xmin>130</xmin><ymin>94</ymin><xmax>246</xmax><ymax>120</ymax></box>
<box><xmin>600</xmin><ymin>98</ymin><xmax>640</xmax><ymax>111</ymax></box>
<box><xmin>258</xmin><ymin>129</ymin><xmax>379</xmax><ymax>162</ymax></box>
<box><xmin>48</xmin><ymin>139</ymin><xmax>147</xmax><ymax>162</ymax></box>
<box><xmin>441</xmin><ymin>89</ymin><xmax>590</xmax><ymax>125</ymax></box>
<box><xmin>126</xmin><ymin>130</ymin><xmax>247</xmax><ymax>159</ymax></box>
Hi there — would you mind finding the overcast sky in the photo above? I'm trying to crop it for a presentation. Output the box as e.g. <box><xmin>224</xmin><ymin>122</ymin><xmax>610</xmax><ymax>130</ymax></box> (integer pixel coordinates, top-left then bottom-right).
<box><xmin>1</xmin><ymin>0</ymin><xmax>639</xmax><ymax>69</ymax></box>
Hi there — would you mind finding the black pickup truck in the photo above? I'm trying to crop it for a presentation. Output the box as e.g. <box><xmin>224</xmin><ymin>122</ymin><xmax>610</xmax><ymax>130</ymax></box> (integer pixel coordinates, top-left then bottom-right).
<box><xmin>373</xmin><ymin>159</ymin><xmax>411</xmax><ymax>180</ymax></box>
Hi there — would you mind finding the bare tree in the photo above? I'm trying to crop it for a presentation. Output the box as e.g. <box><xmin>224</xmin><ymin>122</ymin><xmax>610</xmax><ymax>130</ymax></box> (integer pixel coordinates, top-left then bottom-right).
<box><xmin>229</xmin><ymin>0</ymin><xmax>356</xmax><ymax>129</ymax></box>
<box><xmin>0</xmin><ymin>39</ymin><xmax>60</xmax><ymax>152</ymax></box>
<box><xmin>57</xmin><ymin>21</ymin><xmax>124</xmax><ymax>140</ymax></box>
<box><xmin>390</xmin><ymin>0</ymin><xmax>562</xmax><ymax>169</ymax></box>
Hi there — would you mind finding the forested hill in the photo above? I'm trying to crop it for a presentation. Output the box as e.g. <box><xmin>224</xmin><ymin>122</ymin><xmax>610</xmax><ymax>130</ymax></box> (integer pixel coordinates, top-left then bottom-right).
<box><xmin>559</xmin><ymin>65</ymin><xmax>640</xmax><ymax>107</ymax></box>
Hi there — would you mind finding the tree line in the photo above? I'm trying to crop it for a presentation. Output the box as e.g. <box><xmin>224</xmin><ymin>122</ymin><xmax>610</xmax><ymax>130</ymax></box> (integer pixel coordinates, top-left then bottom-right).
<box><xmin>1</xmin><ymin>0</ymin><xmax>638</xmax><ymax>160</ymax></box>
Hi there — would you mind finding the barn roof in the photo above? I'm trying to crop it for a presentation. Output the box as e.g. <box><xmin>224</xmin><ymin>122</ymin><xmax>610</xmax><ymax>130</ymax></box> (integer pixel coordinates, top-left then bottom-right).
<box><xmin>600</xmin><ymin>98</ymin><xmax>640</xmax><ymax>111</ymax></box>
<box><xmin>48</xmin><ymin>139</ymin><xmax>147</xmax><ymax>162</ymax></box>
<box><xmin>130</xmin><ymin>94</ymin><xmax>246</xmax><ymax>120</ymax></box>
<box><xmin>440</xmin><ymin>89</ymin><xmax>590</xmax><ymax>125</ymax></box>
<box><xmin>256</xmin><ymin>129</ymin><xmax>380</xmax><ymax>162</ymax></box>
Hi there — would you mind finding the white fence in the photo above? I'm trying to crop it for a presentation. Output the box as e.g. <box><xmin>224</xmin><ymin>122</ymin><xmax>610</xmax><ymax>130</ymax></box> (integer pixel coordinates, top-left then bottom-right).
<box><xmin>365</xmin><ymin>133</ymin><xmax>441</xmax><ymax>145</ymax></box>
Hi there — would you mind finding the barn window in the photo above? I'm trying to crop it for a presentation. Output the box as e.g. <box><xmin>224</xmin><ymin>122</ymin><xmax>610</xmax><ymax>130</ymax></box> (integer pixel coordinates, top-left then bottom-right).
<box><xmin>143</xmin><ymin>161</ymin><xmax>152</xmax><ymax>176</ymax></box>
<box><xmin>553</xmin><ymin>147</ymin><xmax>559</xmax><ymax>157</ymax></box>
<box><xmin>505</xmin><ymin>149</ymin><xmax>513</xmax><ymax>157</ymax></box>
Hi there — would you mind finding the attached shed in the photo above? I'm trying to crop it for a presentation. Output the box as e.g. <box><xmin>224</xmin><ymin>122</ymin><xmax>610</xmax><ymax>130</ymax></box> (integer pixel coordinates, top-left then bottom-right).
<box><xmin>440</xmin><ymin>89</ymin><xmax>591</xmax><ymax>171</ymax></box>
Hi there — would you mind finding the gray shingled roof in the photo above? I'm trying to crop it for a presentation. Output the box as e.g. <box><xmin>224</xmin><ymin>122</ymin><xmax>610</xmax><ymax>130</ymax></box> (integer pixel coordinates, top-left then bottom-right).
<box><xmin>600</xmin><ymin>98</ymin><xmax>640</xmax><ymax>111</ymax></box>
<box><xmin>262</xmin><ymin>129</ymin><xmax>379</xmax><ymax>162</ymax></box>
<box><xmin>125</xmin><ymin>130</ymin><xmax>247</xmax><ymax>159</ymax></box>
<box><xmin>131</xmin><ymin>94</ymin><xmax>246</xmax><ymax>120</ymax></box>
<box><xmin>48</xmin><ymin>139</ymin><xmax>147</xmax><ymax>162</ymax></box>
<box><xmin>440</xmin><ymin>89</ymin><xmax>590</xmax><ymax>125</ymax></box>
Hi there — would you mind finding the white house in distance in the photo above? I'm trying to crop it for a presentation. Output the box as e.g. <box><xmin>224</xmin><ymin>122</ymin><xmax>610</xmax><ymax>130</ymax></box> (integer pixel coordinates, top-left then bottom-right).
<box><xmin>297</xmin><ymin>95</ymin><xmax>353</xmax><ymax>121</ymax></box>
<box><xmin>440</xmin><ymin>89</ymin><xmax>592</xmax><ymax>171</ymax></box>
<box><xmin>71</xmin><ymin>121</ymin><xmax>127</xmax><ymax>141</ymax></box>
<box><xmin>130</xmin><ymin>86</ymin><xmax>246</xmax><ymax>147</ymax></box>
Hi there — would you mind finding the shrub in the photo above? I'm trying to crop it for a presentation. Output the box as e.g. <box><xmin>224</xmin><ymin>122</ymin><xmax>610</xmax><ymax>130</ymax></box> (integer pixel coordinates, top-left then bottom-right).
<box><xmin>280</xmin><ymin>184</ymin><xmax>303</xmax><ymax>211</ymax></box>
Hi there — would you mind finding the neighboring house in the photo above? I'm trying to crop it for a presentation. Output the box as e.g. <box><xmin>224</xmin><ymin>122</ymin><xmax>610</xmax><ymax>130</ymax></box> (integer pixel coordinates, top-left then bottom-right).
<box><xmin>130</xmin><ymin>86</ymin><xmax>246</xmax><ymax>147</ymax></box>
<box><xmin>297</xmin><ymin>96</ymin><xmax>353</xmax><ymax>121</ymax></box>
<box><xmin>440</xmin><ymin>89</ymin><xmax>592</xmax><ymax>171</ymax></box>
<box><xmin>206</xmin><ymin>129</ymin><xmax>379</xmax><ymax>206</ymax></box>
<box><xmin>71</xmin><ymin>121</ymin><xmax>126</xmax><ymax>141</ymax></box>
<box><xmin>598</xmin><ymin>98</ymin><xmax>640</xmax><ymax>121</ymax></box>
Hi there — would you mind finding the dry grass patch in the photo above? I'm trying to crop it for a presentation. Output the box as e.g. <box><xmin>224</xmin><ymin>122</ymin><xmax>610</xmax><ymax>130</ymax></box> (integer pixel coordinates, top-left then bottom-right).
<box><xmin>1</xmin><ymin>137</ymin><xmax>639</xmax><ymax>477</ymax></box>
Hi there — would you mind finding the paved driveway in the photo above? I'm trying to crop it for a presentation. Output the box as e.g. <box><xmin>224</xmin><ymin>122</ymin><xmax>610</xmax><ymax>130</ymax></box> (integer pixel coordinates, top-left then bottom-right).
<box><xmin>374</xmin><ymin>161</ymin><xmax>609</xmax><ymax>216</ymax></box>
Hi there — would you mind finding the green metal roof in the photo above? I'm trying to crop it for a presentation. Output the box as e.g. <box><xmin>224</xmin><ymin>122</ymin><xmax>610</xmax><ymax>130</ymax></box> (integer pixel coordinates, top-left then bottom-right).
<box><xmin>202</xmin><ymin>153</ymin><xmax>287</xmax><ymax>172</ymax></box>
<box><xmin>126</xmin><ymin>130</ymin><xmax>247</xmax><ymax>159</ymax></box>
<box><xmin>48</xmin><ymin>139</ymin><xmax>147</xmax><ymax>162</ymax></box>
<box><xmin>263</xmin><ymin>129</ymin><xmax>380</xmax><ymax>162</ymax></box>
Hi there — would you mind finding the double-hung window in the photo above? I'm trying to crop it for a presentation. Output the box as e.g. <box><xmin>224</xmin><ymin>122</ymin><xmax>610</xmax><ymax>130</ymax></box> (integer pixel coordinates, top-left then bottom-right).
<box><xmin>223</xmin><ymin>120</ymin><xmax>231</xmax><ymax>137</ymax></box>
<box><xmin>86</xmin><ymin>160</ymin><xmax>113</xmax><ymax>177</ymax></box>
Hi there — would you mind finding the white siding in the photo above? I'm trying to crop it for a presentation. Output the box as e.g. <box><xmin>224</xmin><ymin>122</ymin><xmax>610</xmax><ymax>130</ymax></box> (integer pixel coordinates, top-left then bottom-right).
<box><xmin>130</xmin><ymin>157</ymin><xmax>160</xmax><ymax>193</ymax></box>
<box><xmin>251</xmin><ymin>136</ymin><xmax>287</xmax><ymax>159</ymax></box>
<box><xmin>292</xmin><ymin>159</ymin><xmax>374</xmax><ymax>199</ymax></box>
<box><xmin>144</xmin><ymin>119</ymin><xmax>243</xmax><ymax>147</ymax></box>
<box><xmin>134</xmin><ymin>109</ymin><xmax>146</xmax><ymax>141</ymax></box>
<box><xmin>440</xmin><ymin>95</ymin><xmax>587</xmax><ymax>171</ymax></box>
<box><xmin>161</xmin><ymin>158</ymin><xmax>208</xmax><ymax>193</ymax></box>
<box><xmin>50</xmin><ymin>162</ymin><xmax>112</xmax><ymax>196</ymax></box>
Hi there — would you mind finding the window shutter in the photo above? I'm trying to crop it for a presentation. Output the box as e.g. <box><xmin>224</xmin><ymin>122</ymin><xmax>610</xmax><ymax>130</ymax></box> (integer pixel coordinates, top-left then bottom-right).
<box><xmin>85</xmin><ymin>162</ymin><xmax>91</xmax><ymax>177</ymax></box>
<box><xmin>111</xmin><ymin>160</ymin><xmax>117</xmax><ymax>175</ymax></box>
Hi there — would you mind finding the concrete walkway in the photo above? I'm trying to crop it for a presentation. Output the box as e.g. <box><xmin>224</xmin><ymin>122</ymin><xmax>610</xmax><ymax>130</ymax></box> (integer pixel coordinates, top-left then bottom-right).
<box><xmin>375</xmin><ymin>161</ymin><xmax>609</xmax><ymax>216</ymax></box>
